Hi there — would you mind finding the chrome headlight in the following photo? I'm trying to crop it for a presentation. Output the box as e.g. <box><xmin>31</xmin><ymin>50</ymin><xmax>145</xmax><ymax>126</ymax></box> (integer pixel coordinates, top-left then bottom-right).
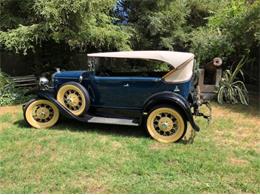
<box><xmin>39</xmin><ymin>77</ymin><xmax>49</xmax><ymax>88</ymax></box>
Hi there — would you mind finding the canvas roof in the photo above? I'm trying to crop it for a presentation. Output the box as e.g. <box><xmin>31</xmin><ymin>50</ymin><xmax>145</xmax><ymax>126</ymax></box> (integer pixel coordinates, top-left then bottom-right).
<box><xmin>87</xmin><ymin>51</ymin><xmax>194</xmax><ymax>69</ymax></box>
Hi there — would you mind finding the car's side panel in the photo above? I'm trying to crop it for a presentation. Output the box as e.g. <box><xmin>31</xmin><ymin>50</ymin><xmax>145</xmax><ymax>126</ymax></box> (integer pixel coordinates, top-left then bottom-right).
<box><xmin>89</xmin><ymin>76</ymin><xmax>192</xmax><ymax>109</ymax></box>
<box><xmin>82</xmin><ymin>77</ymin><xmax>192</xmax><ymax>119</ymax></box>
<box><xmin>127</xmin><ymin>78</ymin><xmax>192</xmax><ymax>108</ymax></box>
<box><xmin>88</xmin><ymin>106</ymin><xmax>142</xmax><ymax>119</ymax></box>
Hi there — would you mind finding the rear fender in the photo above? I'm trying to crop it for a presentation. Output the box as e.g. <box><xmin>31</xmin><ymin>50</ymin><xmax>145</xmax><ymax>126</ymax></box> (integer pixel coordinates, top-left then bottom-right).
<box><xmin>143</xmin><ymin>91</ymin><xmax>200</xmax><ymax>131</ymax></box>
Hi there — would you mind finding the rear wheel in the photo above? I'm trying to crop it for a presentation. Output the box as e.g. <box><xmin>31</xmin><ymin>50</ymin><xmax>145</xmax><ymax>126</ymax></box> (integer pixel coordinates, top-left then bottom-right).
<box><xmin>146</xmin><ymin>106</ymin><xmax>187</xmax><ymax>143</ymax></box>
<box><xmin>57</xmin><ymin>82</ymin><xmax>89</xmax><ymax>116</ymax></box>
<box><xmin>24</xmin><ymin>99</ymin><xmax>60</xmax><ymax>129</ymax></box>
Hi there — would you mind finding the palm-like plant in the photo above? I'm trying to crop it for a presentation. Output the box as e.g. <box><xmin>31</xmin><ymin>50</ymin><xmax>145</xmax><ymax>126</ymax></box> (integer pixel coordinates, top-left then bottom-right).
<box><xmin>217</xmin><ymin>57</ymin><xmax>249</xmax><ymax>105</ymax></box>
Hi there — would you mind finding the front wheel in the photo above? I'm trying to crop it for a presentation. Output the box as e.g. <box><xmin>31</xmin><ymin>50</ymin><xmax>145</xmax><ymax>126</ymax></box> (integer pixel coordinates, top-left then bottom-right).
<box><xmin>146</xmin><ymin>106</ymin><xmax>187</xmax><ymax>143</ymax></box>
<box><xmin>24</xmin><ymin>99</ymin><xmax>60</xmax><ymax>129</ymax></box>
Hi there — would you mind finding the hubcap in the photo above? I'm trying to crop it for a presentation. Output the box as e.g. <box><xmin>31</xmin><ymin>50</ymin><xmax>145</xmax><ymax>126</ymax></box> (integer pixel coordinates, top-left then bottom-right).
<box><xmin>32</xmin><ymin>104</ymin><xmax>54</xmax><ymax>123</ymax></box>
<box><xmin>63</xmin><ymin>90</ymin><xmax>82</xmax><ymax>111</ymax></box>
<box><xmin>153</xmin><ymin>112</ymin><xmax>178</xmax><ymax>136</ymax></box>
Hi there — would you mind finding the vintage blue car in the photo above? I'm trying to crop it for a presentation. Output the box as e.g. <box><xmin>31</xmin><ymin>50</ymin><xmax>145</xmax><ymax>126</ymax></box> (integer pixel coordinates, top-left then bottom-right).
<box><xmin>23</xmin><ymin>51</ymin><xmax>210</xmax><ymax>143</ymax></box>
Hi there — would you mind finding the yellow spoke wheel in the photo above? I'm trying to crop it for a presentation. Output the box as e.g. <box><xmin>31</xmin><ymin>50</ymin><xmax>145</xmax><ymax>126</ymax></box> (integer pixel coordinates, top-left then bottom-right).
<box><xmin>25</xmin><ymin>99</ymin><xmax>59</xmax><ymax>129</ymax></box>
<box><xmin>57</xmin><ymin>83</ymin><xmax>87</xmax><ymax>116</ymax></box>
<box><xmin>146</xmin><ymin>107</ymin><xmax>186</xmax><ymax>143</ymax></box>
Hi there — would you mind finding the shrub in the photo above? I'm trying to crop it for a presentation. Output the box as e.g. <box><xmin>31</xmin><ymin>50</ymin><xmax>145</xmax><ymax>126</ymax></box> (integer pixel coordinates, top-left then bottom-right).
<box><xmin>190</xmin><ymin>28</ymin><xmax>234</xmax><ymax>65</ymax></box>
<box><xmin>0</xmin><ymin>72</ymin><xmax>34</xmax><ymax>106</ymax></box>
<box><xmin>0</xmin><ymin>72</ymin><xmax>11</xmax><ymax>89</ymax></box>
<box><xmin>190</xmin><ymin>0</ymin><xmax>260</xmax><ymax>66</ymax></box>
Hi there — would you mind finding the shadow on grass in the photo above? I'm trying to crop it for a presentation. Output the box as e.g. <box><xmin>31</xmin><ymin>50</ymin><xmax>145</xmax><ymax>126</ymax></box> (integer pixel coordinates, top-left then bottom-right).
<box><xmin>14</xmin><ymin>118</ymin><xmax>147</xmax><ymax>138</ymax></box>
<box><xmin>211</xmin><ymin>94</ymin><xmax>260</xmax><ymax>118</ymax></box>
<box><xmin>14</xmin><ymin>118</ymin><xmax>194</xmax><ymax>144</ymax></box>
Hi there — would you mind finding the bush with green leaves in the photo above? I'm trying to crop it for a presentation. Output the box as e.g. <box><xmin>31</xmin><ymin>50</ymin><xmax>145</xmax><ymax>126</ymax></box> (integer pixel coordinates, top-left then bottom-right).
<box><xmin>190</xmin><ymin>0</ymin><xmax>260</xmax><ymax>66</ymax></box>
<box><xmin>217</xmin><ymin>58</ymin><xmax>249</xmax><ymax>105</ymax></box>
<box><xmin>0</xmin><ymin>72</ymin><xmax>11</xmax><ymax>89</ymax></box>
<box><xmin>0</xmin><ymin>72</ymin><xmax>34</xmax><ymax>106</ymax></box>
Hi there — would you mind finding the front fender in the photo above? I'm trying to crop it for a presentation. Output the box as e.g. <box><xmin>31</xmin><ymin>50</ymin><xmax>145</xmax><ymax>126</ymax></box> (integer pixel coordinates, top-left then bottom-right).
<box><xmin>143</xmin><ymin>91</ymin><xmax>200</xmax><ymax>131</ymax></box>
<box><xmin>23</xmin><ymin>90</ymin><xmax>82</xmax><ymax>121</ymax></box>
<box><xmin>38</xmin><ymin>91</ymin><xmax>83</xmax><ymax>121</ymax></box>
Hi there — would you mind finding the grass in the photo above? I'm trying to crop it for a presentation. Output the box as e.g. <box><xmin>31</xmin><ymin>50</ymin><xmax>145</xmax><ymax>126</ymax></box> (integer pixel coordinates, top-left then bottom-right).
<box><xmin>0</xmin><ymin>102</ymin><xmax>259</xmax><ymax>193</ymax></box>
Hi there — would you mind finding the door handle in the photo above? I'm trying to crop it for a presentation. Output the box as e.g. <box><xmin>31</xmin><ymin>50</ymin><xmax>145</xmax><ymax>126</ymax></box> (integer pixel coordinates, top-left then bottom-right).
<box><xmin>123</xmin><ymin>83</ymin><xmax>129</xmax><ymax>87</ymax></box>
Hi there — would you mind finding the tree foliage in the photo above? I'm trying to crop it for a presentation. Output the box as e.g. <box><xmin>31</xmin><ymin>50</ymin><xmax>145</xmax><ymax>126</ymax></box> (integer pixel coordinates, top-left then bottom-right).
<box><xmin>0</xmin><ymin>0</ymin><xmax>259</xmax><ymax>70</ymax></box>
<box><xmin>116</xmin><ymin>0</ymin><xmax>190</xmax><ymax>50</ymax></box>
<box><xmin>115</xmin><ymin>0</ymin><xmax>232</xmax><ymax>49</ymax></box>
<box><xmin>190</xmin><ymin>0</ymin><xmax>260</xmax><ymax>65</ymax></box>
<box><xmin>0</xmin><ymin>0</ymin><xmax>130</xmax><ymax>54</ymax></box>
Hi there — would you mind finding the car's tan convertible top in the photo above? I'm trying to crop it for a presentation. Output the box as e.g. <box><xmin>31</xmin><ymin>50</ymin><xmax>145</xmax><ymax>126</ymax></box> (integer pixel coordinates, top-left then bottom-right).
<box><xmin>87</xmin><ymin>51</ymin><xmax>195</xmax><ymax>82</ymax></box>
<box><xmin>88</xmin><ymin>51</ymin><xmax>194</xmax><ymax>69</ymax></box>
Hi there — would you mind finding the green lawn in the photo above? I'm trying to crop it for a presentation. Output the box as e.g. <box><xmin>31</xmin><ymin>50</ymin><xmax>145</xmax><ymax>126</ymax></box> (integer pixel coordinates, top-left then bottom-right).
<box><xmin>0</xmin><ymin>102</ymin><xmax>259</xmax><ymax>193</ymax></box>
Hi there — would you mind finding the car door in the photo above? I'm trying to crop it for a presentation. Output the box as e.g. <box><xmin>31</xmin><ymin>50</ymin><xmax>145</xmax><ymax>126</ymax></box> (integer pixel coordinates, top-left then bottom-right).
<box><xmin>125</xmin><ymin>77</ymin><xmax>162</xmax><ymax>108</ymax></box>
<box><xmin>92</xmin><ymin>75</ymin><xmax>163</xmax><ymax>108</ymax></box>
<box><xmin>92</xmin><ymin>76</ymin><xmax>133</xmax><ymax>108</ymax></box>
<box><xmin>90</xmin><ymin>57</ymin><xmax>170</xmax><ymax>109</ymax></box>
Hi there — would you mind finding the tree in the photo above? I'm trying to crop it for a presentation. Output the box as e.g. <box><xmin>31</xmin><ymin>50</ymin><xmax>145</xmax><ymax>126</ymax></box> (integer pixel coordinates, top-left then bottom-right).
<box><xmin>115</xmin><ymin>0</ymin><xmax>231</xmax><ymax>52</ymax></box>
<box><xmin>0</xmin><ymin>0</ymin><xmax>131</xmax><ymax>55</ymax></box>
<box><xmin>115</xmin><ymin>0</ymin><xmax>189</xmax><ymax>50</ymax></box>
<box><xmin>190</xmin><ymin>0</ymin><xmax>260</xmax><ymax>65</ymax></box>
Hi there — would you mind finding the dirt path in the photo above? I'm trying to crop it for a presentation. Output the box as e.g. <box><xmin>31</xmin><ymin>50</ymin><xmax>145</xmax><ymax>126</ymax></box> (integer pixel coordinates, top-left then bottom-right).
<box><xmin>0</xmin><ymin>105</ymin><xmax>21</xmax><ymax>116</ymax></box>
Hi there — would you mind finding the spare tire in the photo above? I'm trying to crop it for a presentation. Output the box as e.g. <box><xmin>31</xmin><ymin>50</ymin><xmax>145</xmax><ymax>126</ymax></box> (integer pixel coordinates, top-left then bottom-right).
<box><xmin>57</xmin><ymin>82</ymin><xmax>90</xmax><ymax>116</ymax></box>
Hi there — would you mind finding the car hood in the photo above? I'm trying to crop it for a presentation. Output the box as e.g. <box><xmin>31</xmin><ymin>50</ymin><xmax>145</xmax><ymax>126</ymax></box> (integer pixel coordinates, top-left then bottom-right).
<box><xmin>53</xmin><ymin>71</ymin><xmax>87</xmax><ymax>79</ymax></box>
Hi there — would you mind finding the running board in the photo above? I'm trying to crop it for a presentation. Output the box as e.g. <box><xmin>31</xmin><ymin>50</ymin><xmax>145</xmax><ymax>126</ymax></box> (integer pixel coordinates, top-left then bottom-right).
<box><xmin>80</xmin><ymin>115</ymin><xmax>140</xmax><ymax>126</ymax></box>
